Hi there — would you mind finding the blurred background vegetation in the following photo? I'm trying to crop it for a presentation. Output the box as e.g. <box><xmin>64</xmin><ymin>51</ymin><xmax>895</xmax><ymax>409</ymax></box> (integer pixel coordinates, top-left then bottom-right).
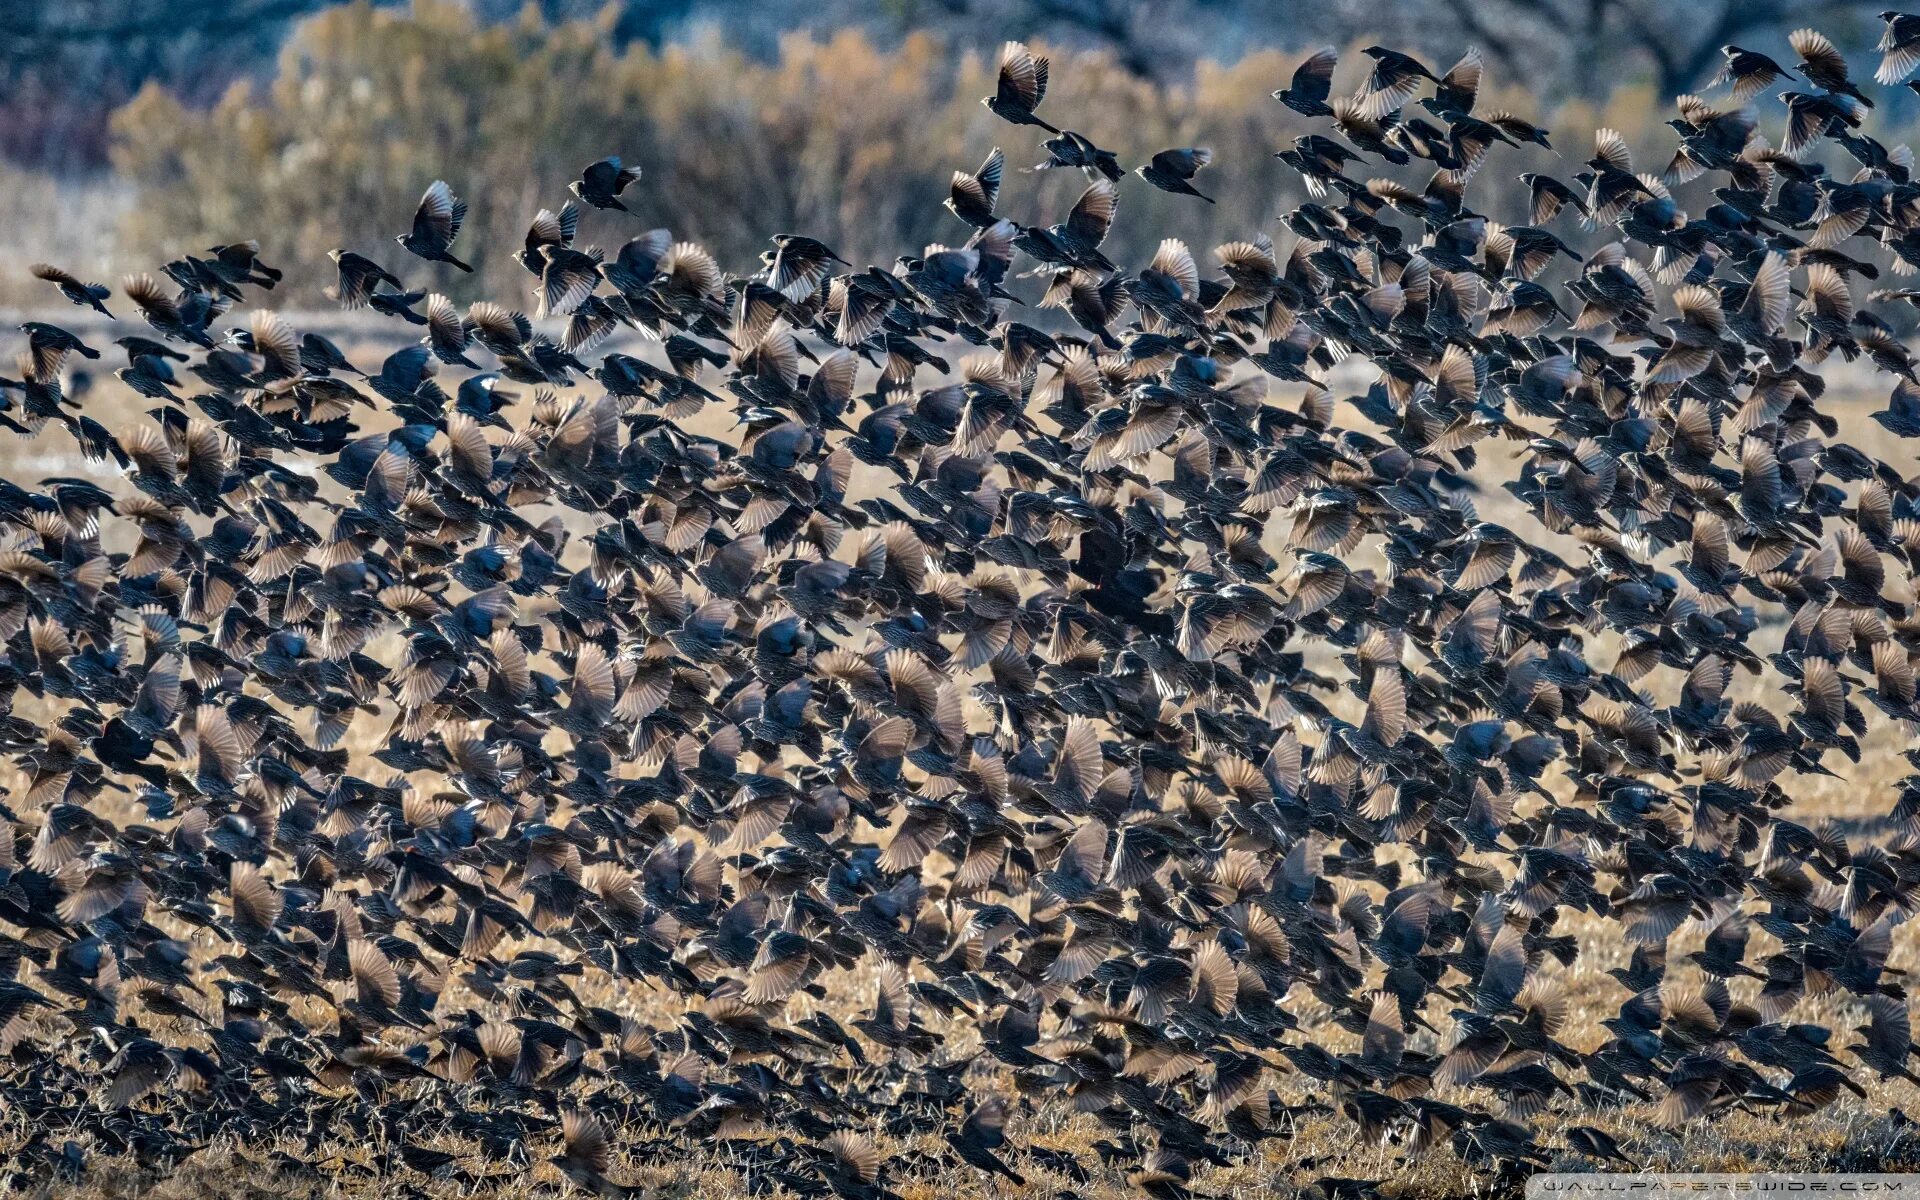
<box><xmin>0</xmin><ymin>0</ymin><xmax>1912</xmax><ymax>308</ymax></box>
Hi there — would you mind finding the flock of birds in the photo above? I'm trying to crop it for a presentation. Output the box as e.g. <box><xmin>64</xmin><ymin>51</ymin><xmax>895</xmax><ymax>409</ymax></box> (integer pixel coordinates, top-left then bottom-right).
<box><xmin>12</xmin><ymin>17</ymin><xmax>1920</xmax><ymax>1199</ymax></box>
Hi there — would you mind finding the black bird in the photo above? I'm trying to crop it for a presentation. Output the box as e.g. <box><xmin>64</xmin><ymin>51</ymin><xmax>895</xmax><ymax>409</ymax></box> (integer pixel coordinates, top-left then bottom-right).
<box><xmin>30</xmin><ymin>265</ymin><xmax>113</xmax><ymax>318</ymax></box>
<box><xmin>572</xmin><ymin>156</ymin><xmax>643</xmax><ymax>212</ymax></box>
<box><xmin>946</xmin><ymin>146</ymin><xmax>1005</xmax><ymax>228</ymax></box>
<box><xmin>327</xmin><ymin>249</ymin><xmax>407</xmax><ymax>308</ymax></box>
<box><xmin>1710</xmin><ymin>45</ymin><xmax>1797</xmax><ymax>102</ymax></box>
<box><xmin>1137</xmin><ymin>149</ymin><xmax>1216</xmax><ymax>203</ymax></box>
<box><xmin>983</xmin><ymin>41</ymin><xmax>1059</xmax><ymax>132</ymax></box>
<box><xmin>1355</xmin><ymin>46</ymin><xmax>1439</xmax><ymax>119</ymax></box>
<box><xmin>1275</xmin><ymin>47</ymin><xmax>1339</xmax><ymax>116</ymax></box>
<box><xmin>946</xmin><ymin>1097</ymin><xmax>1024</xmax><ymax>1184</ymax></box>
<box><xmin>1792</xmin><ymin>27</ymin><xmax>1874</xmax><ymax>107</ymax></box>
<box><xmin>396</xmin><ymin>179</ymin><xmax>474</xmax><ymax>272</ymax></box>
<box><xmin>1032</xmin><ymin>131</ymin><xmax>1124</xmax><ymax>181</ymax></box>
<box><xmin>1879</xmin><ymin>12</ymin><xmax>1920</xmax><ymax>83</ymax></box>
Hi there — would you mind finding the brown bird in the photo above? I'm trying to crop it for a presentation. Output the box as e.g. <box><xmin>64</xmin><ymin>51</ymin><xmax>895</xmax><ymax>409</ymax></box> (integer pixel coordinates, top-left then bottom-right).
<box><xmin>551</xmin><ymin>1109</ymin><xmax>645</xmax><ymax>1197</ymax></box>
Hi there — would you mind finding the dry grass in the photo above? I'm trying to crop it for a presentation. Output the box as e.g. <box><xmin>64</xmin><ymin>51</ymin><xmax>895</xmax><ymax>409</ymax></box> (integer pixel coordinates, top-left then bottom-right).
<box><xmin>2</xmin><ymin>325</ymin><xmax>1919</xmax><ymax>1199</ymax></box>
<box><xmin>0</xmin><ymin>165</ymin><xmax>132</xmax><ymax>308</ymax></box>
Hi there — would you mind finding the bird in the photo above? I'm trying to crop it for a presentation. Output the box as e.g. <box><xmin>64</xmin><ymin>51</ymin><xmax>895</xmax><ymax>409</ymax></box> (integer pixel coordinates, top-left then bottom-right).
<box><xmin>396</xmin><ymin>179</ymin><xmax>473</xmax><ymax>272</ymax></box>
<box><xmin>1879</xmin><ymin>11</ymin><xmax>1920</xmax><ymax>83</ymax></box>
<box><xmin>551</xmin><ymin>1109</ymin><xmax>644</xmax><ymax>1197</ymax></box>
<box><xmin>1791</xmin><ymin>27</ymin><xmax>1874</xmax><ymax>107</ymax></box>
<box><xmin>1031</xmin><ymin>131</ymin><xmax>1124</xmax><ymax>181</ymax></box>
<box><xmin>946</xmin><ymin>147</ymin><xmax>1005</xmax><ymax>228</ymax></box>
<box><xmin>1709</xmin><ymin>45</ymin><xmax>1798</xmax><ymax>102</ymax></box>
<box><xmin>327</xmin><ymin>249</ymin><xmax>407</xmax><ymax>308</ymax></box>
<box><xmin>1137</xmin><ymin>148</ymin><xmax>1216</xmax><ymax>203</ymax></box>
<box><xmin>1354</xmin><ymin>45</ymin><xmax>1439</xmax><ymax>119</ymax></box>
<box><xmin>983</xmin><ymin>41</ymin><xmax>1059</xmax><ymax>132</ymax></box>
<box><xmin>946</xmin><ymin>1097</ymin><xmax>1024</xmax><ymax>1184</ymax></box>
<box><xmin>30</xmin><ymin>265</ymin><xmax>113</xmax><ymax>318</ymax></box>
<box><xmin>1275</xmin><ymin>47</ymin><xmax>1339</xmax><ymax>116</ymax></box>
<box><xmin>1565</xmin><ymin>1126</ymin><xmax>1639</xmax><ymax>1169</ymax></box>
<box><xmin>572</xmin><ymin>156</ymin><xmax>643</xmax><ymax>212</ymax></box>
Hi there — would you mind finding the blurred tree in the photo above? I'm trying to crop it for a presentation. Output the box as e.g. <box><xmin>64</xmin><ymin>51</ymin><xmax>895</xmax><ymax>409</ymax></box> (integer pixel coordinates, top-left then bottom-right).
<box><xmin>102</xmin><ymin>0</ymin><xmax>1822</xmax><ymax>314</ymax></box>
<box><xmin>0</xmin><ymin>0</ymin><xmax>403</xmax><ymax>169</ymax></box>
<box><xmin>3</xmin><ymin>0</ymin><xmax>1911</xmax><ymax>176</ymax></box>
<box><xmin>104</xmin><ymin>3</ymin><xmax>1324</xmax><ymax>305</ymax></box>
<box><xmin>0</xmin><ymin>0</ymin><xmax>1886</xmax><ymax>317</ymax></box>
<box><xmin>1406</xmin><ymin>0</ymin><xmax>1886</xmax><ymax>100</ymax></box>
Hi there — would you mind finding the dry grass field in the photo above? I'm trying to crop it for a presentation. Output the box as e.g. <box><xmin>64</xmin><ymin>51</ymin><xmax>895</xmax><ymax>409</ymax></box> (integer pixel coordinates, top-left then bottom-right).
<box><xmin>2</xmin><ymin>321</ymin><xmax>1919</xmax><ymax>1200</ymax></box>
